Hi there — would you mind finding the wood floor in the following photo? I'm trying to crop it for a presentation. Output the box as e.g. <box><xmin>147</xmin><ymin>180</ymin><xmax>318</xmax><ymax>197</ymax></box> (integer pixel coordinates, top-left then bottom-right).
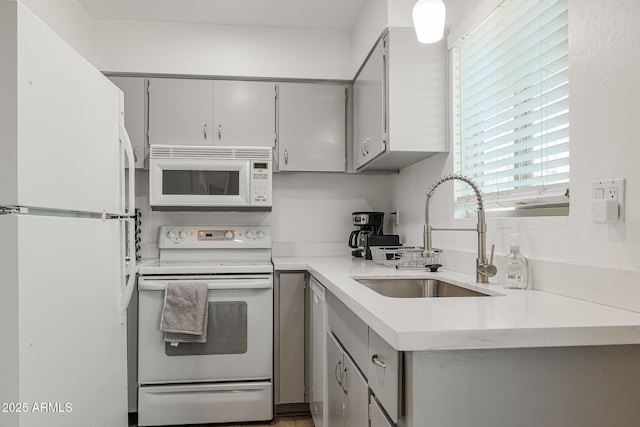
<box><xmin>229</xmin><ymin>416</ymin><xmax>313</xmax><ymax>427</ymax></box>
<box><xmin>131</xmin><ymin>415</ymin><xmax>314</xmax><ymax>427</ymax></box>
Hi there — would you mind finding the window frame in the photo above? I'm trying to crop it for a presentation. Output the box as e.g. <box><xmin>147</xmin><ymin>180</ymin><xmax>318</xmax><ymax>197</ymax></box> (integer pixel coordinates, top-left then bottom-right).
<box><xmin>451</xmin><ymin>0</ymin><xmax>570</xmax><ymax>218</ymax></box>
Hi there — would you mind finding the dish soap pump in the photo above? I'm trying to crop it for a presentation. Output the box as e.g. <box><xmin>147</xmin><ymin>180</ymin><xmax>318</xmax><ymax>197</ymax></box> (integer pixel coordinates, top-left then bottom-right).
<box><xmin>502</xmin><ymin>244</ymin><xmax>529</xmax><ymax>289</ymax></box>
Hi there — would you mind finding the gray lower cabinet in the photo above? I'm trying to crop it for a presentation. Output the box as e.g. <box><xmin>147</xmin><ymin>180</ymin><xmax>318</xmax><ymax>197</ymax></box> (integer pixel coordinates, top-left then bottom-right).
<box><xmin>326</xmin><ymin>290</ymin><xmax>399</xmax><ymax>427</ymax></box>
<box><xmin>326</xmin><ymin>332</ymin><xmax>369</xmax><ymax>427</ymax></box>
<box><xmin>277</xmin><ymin>82</ymin><xmax>348</xmax><ymax>172</ymax></box>
<box><xmin>370</xmin><ymin>395</ymin><xmax>395</xmax><ymax>427</ymax></box>
<box><xmin>326</xmin><ymin>331</ymin><xmax>345</xmax><ymax>427</ymax></box>
<box><xmin>274</xmin><ymin>272</ymin><xmax>307</xmax><ymax>407</ymax></box>
<box><xmin>107</xmin><ymin>76</ymin><xmax>147</xmax><ymax>169</ymax></box>
<box><xmin>368</xmin><ymin>329</ymin><xmax>401</xmax><ymax>423</ymax></box>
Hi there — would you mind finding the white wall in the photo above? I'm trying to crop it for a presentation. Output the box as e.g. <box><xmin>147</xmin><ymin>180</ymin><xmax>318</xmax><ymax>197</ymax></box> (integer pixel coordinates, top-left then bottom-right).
<box><xmin>351</xmin><ymin>0</ymin><xmax>388</xmax><ymax>75</ymax></box>
<box><xmin>93</xmin><ymin>19</ymin><xmax>352</xmax><ymax>80</ymax></box>
<box><xmin>19</xmin><ymin>0</ymin><xmax>94</xmax><ymax>61</ymax></box>
<box><xmin>90</xmin><ymin>6</ymin><xmax>396</xmax><ymax>258</ymax></box>
<box><xmin>135</xmin><ymin>171</ymin><xmax>394</xmax><ymax>258</ymax></box>
<box><xmin>392</xmin><ymin>0</ymin><xmax>640</xmax><ymax>311</ymax></box>
<box><xmin>349</xmin><ymin>0</ymin><xmax>418</xmax><ymax>75</ymax></box>
<box><xmin>90</xmin><ymin>8</ymin><xmax>396</xmax><ymax>256</ymax></box>
<box><xmin>350</xmin><ymin>0</ymin><xmax>469</xmax><ymax>77</ymax></box>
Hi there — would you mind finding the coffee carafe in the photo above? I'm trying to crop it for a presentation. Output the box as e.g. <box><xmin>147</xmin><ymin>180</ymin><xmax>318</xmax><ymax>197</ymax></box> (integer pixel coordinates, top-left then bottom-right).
<box><xmin>348</xmin><ymin>212</ymin><xmax>384</xmax><ymax>257</ymax></box>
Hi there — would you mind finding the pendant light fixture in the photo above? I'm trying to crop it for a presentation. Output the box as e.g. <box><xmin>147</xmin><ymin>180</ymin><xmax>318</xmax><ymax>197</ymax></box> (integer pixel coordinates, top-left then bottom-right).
<box><xmin>412</xmin><ymin>0</ymin><xmax>446</xmax><ymax>43</ymax></box>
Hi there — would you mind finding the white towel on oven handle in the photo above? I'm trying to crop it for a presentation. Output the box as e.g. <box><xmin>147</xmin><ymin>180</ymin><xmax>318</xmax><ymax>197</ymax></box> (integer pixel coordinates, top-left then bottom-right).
<box><xmin>160</xmin><ymin>282</ymin><xmax>209</xmax><ymax>344</ymax></box>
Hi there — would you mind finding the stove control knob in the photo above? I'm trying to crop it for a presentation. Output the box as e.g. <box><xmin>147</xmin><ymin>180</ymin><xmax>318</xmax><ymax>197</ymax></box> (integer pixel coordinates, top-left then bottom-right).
<box><xmin>256</xmin><ymin>230</ymin><xmax>265</xmax><ymax>240</ymax></box>
<box><xmin>246</xmin><ymin>231</ymin><xmax>254</xmax><ymax>239</ymax></box>
<box><xmin>167</xmin><ymin>230</ymin><xmax>176</xmax><ymax>239</ymax></box>
<box><xmin>178</xmin><ymin>230</ymin><xmax>187</xmax><ymax>239</ymax></box>
<box><xmin>224</xmin><ymin>230</ymin><xmax>235</xmax><ymax>240</ymax></box>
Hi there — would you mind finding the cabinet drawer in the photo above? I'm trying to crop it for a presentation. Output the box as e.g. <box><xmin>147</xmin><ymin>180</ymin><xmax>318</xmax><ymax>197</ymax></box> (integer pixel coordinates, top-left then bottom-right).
<box><xmin>327</xmin><ymin>291</ymin><xmax>369</xmax><ymax>376</ymax></box>
<box><xmin>368</xmin><ymin>329</ymin><xmax>401</xmax><ymax>423</ymax></box>
<box><xmin>370</xmin><ymin>395</ymin><xmax>396</xmax><ymax>427</ymax></box>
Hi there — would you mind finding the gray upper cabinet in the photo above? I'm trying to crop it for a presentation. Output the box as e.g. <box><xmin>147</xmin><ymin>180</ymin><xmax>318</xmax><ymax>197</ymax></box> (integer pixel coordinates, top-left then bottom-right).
<box><xmin>353</xmin><ymin>38</ymin><xmax>386</xmax><ymax>170</ymax></box>
<box><xmin>213</xmin><ymin>80</ymin><xmax>276</xmax><ymax>148</ymax></box>
<box><xmin>108</xmin><ymin>76</ymin><xmax>146</xmax><ymax>169</ymax></box>
<box><xmin>147</xmin><ymin>78</ymin><xmax>275</xmax><ymax>148</ymax></box>
<box><xmin>277</xmin><ymin>82</ymin><xmax>347</xmax><ymax>172</ymax></box>
<box><xmin>147</xmin><ymin>78</ymin><xmax>214</xmax><ymax>146</ymax></box>
<box><xmin>353</xmin><ymin>28</ymin><xmax>448</xmax><ymax>172</ymax></box>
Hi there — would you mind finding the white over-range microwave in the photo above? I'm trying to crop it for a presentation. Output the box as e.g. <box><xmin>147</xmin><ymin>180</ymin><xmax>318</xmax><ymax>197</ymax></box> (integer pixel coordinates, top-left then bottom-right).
<box><xmin>149</xmin><ymin>145</ymin><xmax>272</xmax><ymax>211</ymax></box>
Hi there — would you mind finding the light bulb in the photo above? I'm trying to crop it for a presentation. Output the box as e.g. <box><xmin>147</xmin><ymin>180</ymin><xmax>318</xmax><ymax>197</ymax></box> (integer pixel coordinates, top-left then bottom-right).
<box><xmin>412</xmin><ymin>0</ymin><xmax>446</xmax><ymax>44</ymax></box>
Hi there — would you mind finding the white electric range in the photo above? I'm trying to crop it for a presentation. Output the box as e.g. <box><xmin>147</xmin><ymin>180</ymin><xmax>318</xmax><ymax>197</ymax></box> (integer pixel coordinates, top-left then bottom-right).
<box><xmin>136</xmin><ymin>225</ymin><xmax>273</xmax><ymax>426</ymax></box>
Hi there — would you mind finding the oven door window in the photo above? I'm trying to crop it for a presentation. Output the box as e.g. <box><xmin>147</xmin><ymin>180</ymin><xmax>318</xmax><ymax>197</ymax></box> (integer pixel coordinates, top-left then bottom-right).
<box><xmin>165</xmin><ymin>301</ymin><xmax>247</xmax><ymax>356</ymax></box>
<box><xmin>162</xmin><ymin>170</ymin><xmax>241</xmax><ymax>196</ymax></box>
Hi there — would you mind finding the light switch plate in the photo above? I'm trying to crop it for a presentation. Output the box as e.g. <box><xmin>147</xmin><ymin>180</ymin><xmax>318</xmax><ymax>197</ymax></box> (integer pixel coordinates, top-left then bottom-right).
<box><xmin>592</xmin><ymin>178</ymin><xmax>625</xmax><ymax>222</ymax></box>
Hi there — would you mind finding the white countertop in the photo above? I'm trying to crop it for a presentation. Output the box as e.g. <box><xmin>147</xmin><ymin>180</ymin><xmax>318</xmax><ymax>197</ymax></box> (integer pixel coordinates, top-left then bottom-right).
<box><xmin>273</xmin><ymin>256</ymin><xmax>640</xmax><ymax>352</ymax></box>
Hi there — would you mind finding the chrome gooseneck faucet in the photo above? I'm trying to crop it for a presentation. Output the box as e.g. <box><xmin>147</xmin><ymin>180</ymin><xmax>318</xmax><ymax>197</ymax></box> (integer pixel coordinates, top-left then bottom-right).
<box><xmin>424</xmin><ymin>174</ymin><xmax>496</xmax><ymax>283</ymax></box>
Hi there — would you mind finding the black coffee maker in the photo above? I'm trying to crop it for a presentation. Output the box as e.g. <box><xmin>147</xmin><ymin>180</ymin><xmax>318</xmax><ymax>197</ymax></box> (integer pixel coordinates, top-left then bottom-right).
<box><xmin>348</xmin><ymin>212</ymin><xmax>384</xmax><ymax>257</ymax></box>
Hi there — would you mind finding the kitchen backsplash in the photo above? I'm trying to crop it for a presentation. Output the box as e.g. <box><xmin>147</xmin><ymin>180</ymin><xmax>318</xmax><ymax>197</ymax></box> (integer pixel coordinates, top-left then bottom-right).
<box><xmin>135</xmin><ymin>170</ymin><xmax>395</xmax><ymax>258</ymax></box>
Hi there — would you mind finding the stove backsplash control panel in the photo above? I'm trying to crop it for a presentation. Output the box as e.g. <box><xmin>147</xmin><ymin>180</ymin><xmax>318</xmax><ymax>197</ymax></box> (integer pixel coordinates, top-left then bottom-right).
<box><xmin>159</xmin><ymin>225</ymin><xmax>271</xmax><ymax>249</ymax></box>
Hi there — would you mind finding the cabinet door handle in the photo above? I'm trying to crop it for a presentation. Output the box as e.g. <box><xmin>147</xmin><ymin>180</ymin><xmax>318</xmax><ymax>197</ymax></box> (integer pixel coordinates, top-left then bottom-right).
<box><xmin>335</xmin><ymin>360</ymin><xmax>343</xmax><ymax>387</ymax></box>
<box><xmin>342</xmin><ymin>366</ymin><xmax>348</xmax><ymax>395</ymax></box>
<box><xmin>133</xmin><ymin>146</ymin><xmax>139</xmax><ymax>163</ymax></box>
<box><xmin>371</xmin><ymin>354</ymin><xmax>386</xmax><ymax>369</ymax></box>
<box><xmin>218</xmin><ymin>124</ymin><xmax>222</xmax><ymax>140</ymax></box>
<box><xmin>284</xmin><ymin>149</ymin><xmax>289</xmax><ymax>165</ymax></box>
<box><xmin>361</xmin><ymin>140</ymin><xmax>367</xmax><ymax>157</ymax></box>
<box><xmin>203</xmin><ymin>124</ymin><xmax>207</xmax><ymax>140</ymax></box>
<box><xmin>365</xmin><ymin>138</ymin><xmax>371</xmax><ymax>155</ymax></box>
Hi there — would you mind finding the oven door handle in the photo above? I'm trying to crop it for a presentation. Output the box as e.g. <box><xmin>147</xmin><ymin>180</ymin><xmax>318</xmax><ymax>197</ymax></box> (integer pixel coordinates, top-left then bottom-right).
<box><xmin>138</xmin><ymin>280</ymin><xmax>273</xmax><ymax>291</ymax></box>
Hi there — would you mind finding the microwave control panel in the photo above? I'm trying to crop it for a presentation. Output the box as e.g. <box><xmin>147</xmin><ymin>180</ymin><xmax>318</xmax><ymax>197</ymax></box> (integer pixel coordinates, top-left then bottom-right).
<box><xmin>250</xmin><ymin>160</ymin><xmax>272</xmax><ymax>206</ymax></box>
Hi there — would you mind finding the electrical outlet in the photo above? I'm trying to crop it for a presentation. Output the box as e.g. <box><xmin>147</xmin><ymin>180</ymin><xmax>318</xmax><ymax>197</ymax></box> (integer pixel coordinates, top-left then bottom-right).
<box><xmin>607</xmin><ymin>187</ymin><xmax>618</xmax><ymax>200</ymax></box>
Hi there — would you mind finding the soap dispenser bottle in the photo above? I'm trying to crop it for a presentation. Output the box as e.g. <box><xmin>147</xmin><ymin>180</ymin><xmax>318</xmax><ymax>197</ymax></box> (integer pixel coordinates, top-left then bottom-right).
<box><xmin>502</xmin><ymin>245</ymin><xmax>529</xmax><ymax>289</ymax></box>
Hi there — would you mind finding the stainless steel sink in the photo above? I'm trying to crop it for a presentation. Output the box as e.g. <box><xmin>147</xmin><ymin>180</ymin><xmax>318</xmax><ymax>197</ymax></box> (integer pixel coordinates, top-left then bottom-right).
<box><xmin>355</xmin><ymin>278</ymin><xmax>490</xmax><ymax>298</ymax></box>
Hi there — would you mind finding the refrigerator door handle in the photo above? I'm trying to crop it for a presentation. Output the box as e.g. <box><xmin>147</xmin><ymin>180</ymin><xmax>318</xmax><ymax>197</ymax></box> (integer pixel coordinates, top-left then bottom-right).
<box><xmin>121</xmin><ymin>217</ymin><xmax>136</xmax><ymax>324</ymax></box>
<box><xmin>119</xmin><ymin>123</ymin><xmax>136</xmax><ymax>216</ymax></box>
<box><xmin>119</xmin><ymin>123</ymin><xmax>136</xmax><ymax>324</ymax></box>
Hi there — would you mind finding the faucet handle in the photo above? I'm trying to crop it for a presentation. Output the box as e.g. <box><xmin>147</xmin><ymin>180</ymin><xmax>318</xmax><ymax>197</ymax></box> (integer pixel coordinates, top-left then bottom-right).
<box><xmin>481</xmin><ymin>244</ymin><xmax>497</xmax><ymax>278</ymax></box>
<box><xmin>477</xmin><ymin>244</ymin><xmax>497</xmax><ymax>280</ymax></box>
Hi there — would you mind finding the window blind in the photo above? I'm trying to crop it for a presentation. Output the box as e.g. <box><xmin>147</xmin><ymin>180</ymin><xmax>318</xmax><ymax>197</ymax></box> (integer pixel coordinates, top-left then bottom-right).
<box><xmin>452</xmin><ymin>0</ymin><xmax>569</xmax><ymax>213</ymax></box>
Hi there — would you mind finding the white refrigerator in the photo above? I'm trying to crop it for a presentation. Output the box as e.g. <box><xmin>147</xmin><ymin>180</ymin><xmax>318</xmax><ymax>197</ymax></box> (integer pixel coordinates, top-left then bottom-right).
<box><xmin>0</xmin><ymin>2</ymin><xmax>135</xmax><ymax>426</ymax></box>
